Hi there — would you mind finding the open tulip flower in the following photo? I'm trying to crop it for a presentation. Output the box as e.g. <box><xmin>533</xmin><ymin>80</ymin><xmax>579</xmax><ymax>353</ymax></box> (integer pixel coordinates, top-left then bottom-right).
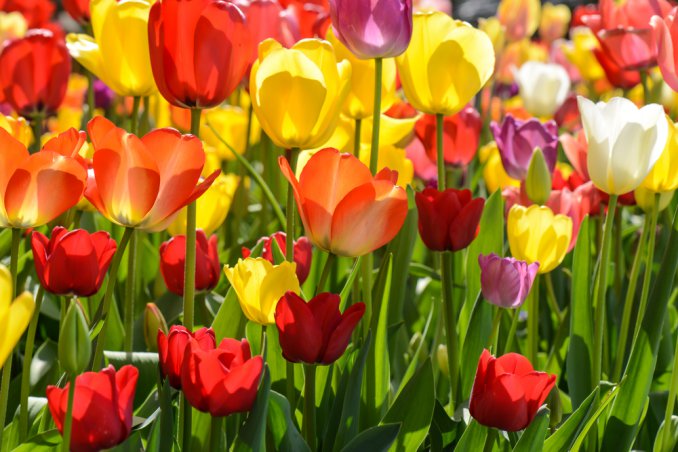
<box><xmin>478</xmin><ymin>254</ymin><xmax>539</xmax><ymax>309</ymax></box>
<box><xmin>242</xmin><ymin>232</ymin><xmax>313</xmax><ymax>284</ymax></box>
<box><xmin>157</xmin><ymin>326</ymin><xmax>215</xmax><ymax>389</ymax></box>
<box><xmin>513</xmin><ymin>61</ymin><xmax>571</xmax><ymax>118</ymax></box>
<box><xmin>159</xmin><ymin>230</ymin><xmax>220</xmax><ymax>296</ymax></box>
<box><xmin>0</xmin><ymin>265</ymin><xmax>34</xmax><ymax>369</ymax></box>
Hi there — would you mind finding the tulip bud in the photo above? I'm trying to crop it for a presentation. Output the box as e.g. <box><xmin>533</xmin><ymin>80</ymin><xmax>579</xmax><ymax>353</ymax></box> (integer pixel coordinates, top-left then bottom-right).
<box><xmin>525</xmin><ymin>148</ymin><xmax>552</xmax><ymax>205</ymax></box>
<box><xmin>59</xmin><ymin>301</ymin><xmax>91</xmax><ymax>375</ymax></box>
<box><xmin>437</xmin><ymin>344</ymin><xmax>449</xmax><ymax>378</ymax></box>
<box><xmin>144</xmin><ymin>303</ymin><xmax>168</xmax><ymax>352</ymax></box>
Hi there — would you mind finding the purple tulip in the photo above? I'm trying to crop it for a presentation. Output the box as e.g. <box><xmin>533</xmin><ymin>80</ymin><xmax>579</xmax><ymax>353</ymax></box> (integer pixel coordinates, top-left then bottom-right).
<box><xmin>478</xmin><ymin>253</ymin><xmax>539</xmax><ymax>309</ymax></box>
<box><xmin>329</xmin><ymin>0</ymin><xmax>413</xmax><ymax>59</ymax></box>
<box><xmin>490</xmin><ymin>115</ymin><xmax>558</xmax><ymax>180</ymax></box>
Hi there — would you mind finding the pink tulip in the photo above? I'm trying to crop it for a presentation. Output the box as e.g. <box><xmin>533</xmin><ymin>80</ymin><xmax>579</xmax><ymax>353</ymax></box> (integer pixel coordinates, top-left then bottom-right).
<box><xmin>652</xmin><ymin>7</ymin><xmax>678</xmax><ymax>92</ymax></box>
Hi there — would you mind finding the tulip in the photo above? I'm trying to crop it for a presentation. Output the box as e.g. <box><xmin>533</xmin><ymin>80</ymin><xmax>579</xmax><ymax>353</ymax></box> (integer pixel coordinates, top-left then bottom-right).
<box><xmin>469</xmin><ymin>349</ymin><xmax>556</xmax><ymax>431</ymax></box>
<box><xmin>279</xmin><ymin>147</ymin><xmax>408</xmax><ymax>257</ymax></box>
<box><xmin>31</xmin><ymin>227</ymin><xmax>117</xmax><ymax>297</ymax></box>
<box><xmin>507</xmin><ymin>205</ymin><xmax>572</xmax><ymax>273</ymax></box>
<box><xmin>641</xmin><ymin>116</ymin><xmax>678</xmax><ymax>193</ymax></box>
<box><xmin>1</xmin><ymin>0</ymin><xmax>55</xmax><ymax>28</ymax></box>
<box><xmin>200</xmin><ymin>106</ymin><xmax>260</xmax><ymax>161</ymax></box>
<box><xmin>491</xmin><ymin>116</ymin><xmax>559</xmax><ymax>181</ymax></box>
<box><xmin>0</xmin><ymin>265</ymin><xmax>34</xmax><ymax>368</ymax></box>
<box><xmin>596</xmin><ymin>28</ymin><xmax>656</xmax><ymax>71</ymax></box>
<box><xmin>577</xmin><ymin>96</ymin><xmax>668</xmax><ymax>195</ymax></box>
<box><xmin>250</xmin><ymin>38</ymin><xmax>351</xmax><ymax>149</ymax></box>
<box><xmin>414</xmin><ymin>106</ymin><xmax>481</xmax><ymax>167</ymax></box>
<box><xmin>85</xmin><ymin>116</ymin><xmax>218</xmax><ymax>231</ymax></box>
<box><xmin>524</xmin><ymin>148</ymin><xmax>552</xmax><ymax>205</ymax></box>
<box><xmin>479</xmin><ymin>141</ymin><xmax>520</xmax><ymax>194</ymax></box>
<box><xmin>562</xmin><ymin>28</ymin><xmax>605</xmax><ymax>82</ymax></box>
<box><xmin>238</xmin><ymin>0</ymin><xmax>296</xmax><ymax>73</ymax></box>
<box><xmin>157</xmin><ymin>326</ymin><xmax>215</xmax><ymax>389</ymax></box>
<box><xmin>181</xmin><ymin>338</ymin><xmax>263</xmax><ymax>417</ymax></box>
<box><xmin>242</xmin><ymin>232</ymin><xmax>313</xmax><ymax>284</ymax></box>
<box><xmin>143</xmin><ymin>303</ymin><xmax>167</xmax><ymax>352</ymax></box>
<box><xmin>559</xmin><ymin>130</ymin><xmax>589</xmax><ymax>180</ymax></box>
<box><xmin>62</xmin><ymin>0</ymin><xmax>89</xmax><ymax>24</ymax></box>
<box><xmin>513</xmin><ymin>62</ymin><xmax>570</xmax><ymax>118</ymax></box>
<box><xmin>358</xmin><ymin>144</ymin><xmax>414</xmax><ymax>186</ymax></box>
<box><xmin>478</xmin><ymin>254</ymin><xmax>539</xmax><ymax>309</ymax></box>
<box><xmin>478</xmin><ymin>17</ymin><xmax>506</xmax><ymax>56</ymax></box>
<box><xmin>539</xmin><ymin>3</ymin><xmax>571</xmax><ymax>43</ymax></box>
<box><xmin>396</xmin><ymin>12</ymin><xmax>494</xmax><ymax>116</ymax></box>
<box><xmin>159</xmin><ymin>231</ymin><xmax>220</xmax><ymax>297</ymax></box>
<box><xmin>592</xmin><ymin>46</ymin><xmax>640</xmax><ymax>90</ymax></box>
<box><xmin>46</xmin><ymin>365</ymin><xmax>138</xmax><ymax>452</ymax></box>
<box><xmin>415</xmin><ymin>188</ymin><xmax>485</xmax><ymax>252</ymax></box>
<box><xmin>224</xmin><ymin>258</ymin><xmax>300</xmax><ymax>325</ymax></box>
<box><xmin>275</xmin><ymin>292</ymin><xmax>365</xmax><ymax>364</ymax></box>
<box><xmin>0</xmin><ymin>29</ymin><xmax>70</xmax><ymax>118</ymax></box>
<box><xmin>66</xmin><ymin>0</ymin><xmax>156</xmax><ymax>97</ymax></box>
<box><xmin>652</xmin><ymin>8</ymin><xmax>678</xmax><ymax>95</ymax></box>
<box><xmin>283</xmin><ymin>1</ymin><xmax>330</xmax><ymax>40</ymax></box>
<box><xmin>328</xmin><ymin>0</ymin><xmax>413</xmax><ymax>59</ymax></box>
<box><xmin>406</xmin><ymin>138</ymin><xmax>438</xmax><ymax>182</ymax></box>
<box><xmin>0</xmin><ymin>128</ymin><xmax>86</xmax><ymax>229</ymax></box>
<box><xmin>148</xmin><ymin>0</ymin><xmax>251</xmax><ymax>109</ymax></box>
<box><xmin>497</xmin><ymin>0</ymin><xmax>540</xmax><ymax>41</ymax></box>
<box><xmin>635</xmin><ymin>186</ymin><xmax>674</xmax><ymax>212</ymax></box>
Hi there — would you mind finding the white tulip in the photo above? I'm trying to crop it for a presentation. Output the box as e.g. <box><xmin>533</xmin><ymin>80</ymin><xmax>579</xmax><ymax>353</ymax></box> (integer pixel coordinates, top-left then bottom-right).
<box><xmin>577</xmin><ymin>96</ymin><xmax>668</xmax><ymax>195</ymax></box>
<box><xmin>514</xmin><ymin>61</ymin><xmax>570</xmax><ymax>117</ymax></box>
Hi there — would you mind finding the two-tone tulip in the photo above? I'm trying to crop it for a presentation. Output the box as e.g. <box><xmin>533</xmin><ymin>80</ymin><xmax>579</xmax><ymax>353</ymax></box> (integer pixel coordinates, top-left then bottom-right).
<box><xmin>242</xmin><ymin>232</ymin><xmax>313</xmax><ymax>284</ymax></box>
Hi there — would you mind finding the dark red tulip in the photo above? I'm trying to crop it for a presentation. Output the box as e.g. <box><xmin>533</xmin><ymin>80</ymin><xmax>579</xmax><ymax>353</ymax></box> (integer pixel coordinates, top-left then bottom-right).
<box><xmin>415</xmin><ymin>188</ymin><xmax>485</xmax><ymax>252</ymax></box>
<box><xmin>31</xmin><ymin>227</ymin><xmax>117</xmax><ymax>297</ymax></box>
<box><xmin>181</xmin><ymin>337</ymin><xmax>263</xmax><ymax>417</ymax></box>
<box><xmin>46</xmin><ymin>365</ymin><xmax>138</xmax><ymax>452</ymax></box>
<box><xmin>241</xmin><ymin>232</ymin><xmax>312</xmax><ymax>284</ymax></box>
<box><xmin>0</xmin><ymin>29</ymin><xmax>71</xmax><ymax>117</ymax></box>
<box><xmin>159</xmin><ymin>230</ymin><xmax>220</xmax><ymax>296</ymax></box>
<box><xmin>415</xmin><ymin>106</ymin><xmax>481</xmax><ymax>167</ymax></box>
<box><xmin>469</xmin><ymin>349</ymin><xmax>556</xmax><ymax>432</ymax></box>
<box><xmin>275</xmin><ymin>292</ymin><xmax>365</xmax><ymax>364</ymax></box>
<box><xmin>148</xmin><ymin>0</ymin><xmax>252</xmax><ymax>109</ymax></box>
<box><xmin>157</xmin><ymin>326</ymin><xmax>215</xmax><ymax>389</ymax></box>
<box><xmin>62</xmin><ymin>0</ymin><xmax>90</xmax><ymax>24</ymax></box>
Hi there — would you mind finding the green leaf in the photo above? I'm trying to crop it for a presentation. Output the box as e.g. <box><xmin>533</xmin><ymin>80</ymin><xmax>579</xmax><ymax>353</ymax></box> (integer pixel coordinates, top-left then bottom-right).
<box><xmin>460</xmin><ymin>293</ymin><xmax>491</xmax><ymax>398</ymax></box>
<box><xmin>381</xmin><ymin>360</ymin><xmax>435</xmax><ymax>452</ymax></box>
<box><xmin>455</xmin><ymin>420</ymin><xmax>488</xmax><ymax>452</ymax></box>
<box><xmin>544</xmin><ymin>387</ymin><xmax>599</xmax><ymax>452</ymax></box>
<box><xmin>513</xmin><ymin>408</ymin><xmax>549</xmax><ymax>452</ymax></box>
<box><xmin>211</xmin><ymin>287</ymin><xmax>246</xmax><ymax>341</ymax></box>
<box><xmin>104</xmin><ymin>351</ymin><xmax>158</xmax><ymax>408</ymax></box>
<box><xmin>10</xmin><ymin>429</ymin><xmax>61</xmax><ymax>452</ymax></box>
<box><xmin>566</xmin><ymin>216</ymin><xmax>594</xmax><ymax>409</ymax></box>
<box><xmin>233</xmin><ymin>365</ymin><xmax>271</xmax><ymax>452</ymax></box>
<box><xmin>654</xmin><ymin>415</ymin><xmax>678</xmax><ymax>452</ymax></box>
<box><xmin>188</xmin><ymin>409</ymin><xmax>211</xmax><ymax>450</ymax></box>
<box><xmin>572</xmin><ymin>384</ymin><xmax>619</xmax><ymax>450</ymax></box>
<box><xmin>267</xmin><ymin>391</ymin><xmax>310</xmax><ymax>452</ymax></box>
<box><xmin>341</xmin><ymin>424</ymin><xmax>401</xmax><ymax>452</ymax></box>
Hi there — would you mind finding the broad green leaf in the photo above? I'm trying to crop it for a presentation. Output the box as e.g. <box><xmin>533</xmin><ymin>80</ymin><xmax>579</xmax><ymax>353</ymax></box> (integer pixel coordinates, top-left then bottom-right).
<box><xmin>10</xmin><ymin>429</ymin><xmax>60</xmax><ymax>451</ymax></box>
<box><xmin>460</xmin><ymin>293</ymin><xmax>491</xmax><ymax>398</ymax></box>
<box><xmin>544</xmin><ymin>387</ymin><xmax>599</xmax><ymax>452</ymax></box>
<box><xmin>455</xmin><ymin>420</ymin><xmax>488</xmax><ymax>452</ymax></box>
<box><xmin>233</xmin><ymin>365</ymin><xmax>271</xmax><ymax>452</ymax></box>
<box><xmin>212</xmin><ymin>287</ymin><xmax>246</xmax><ymax>341</ymax></box>
<box><xmin>387</xmin><ymin>198</ymin><xmax>418</xmax><ymax>326</ymax></box>
<box><xmin>268</xmin><ymin>391</ymin><xmax>310</xmax><ymax>452</ymax></box>
<box><xmin>341</xmin><ymin>424</ymin><xmax>401</xmax><ymax>452</ymax></box>
<box><xmin>654</xmin><ymin>415</ymin><xmax>678</xmax><ymax>452</ymax></box>
<box><xmin>513</xmin><ymin>408</ymin><xmax>550</xmax><ymax>452</ymax></box>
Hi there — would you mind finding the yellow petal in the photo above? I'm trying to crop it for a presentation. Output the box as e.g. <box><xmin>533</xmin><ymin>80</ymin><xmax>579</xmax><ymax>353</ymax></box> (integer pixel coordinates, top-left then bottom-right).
<box><xmin>0</xmin><ymin>291</ymin><xmax>34</xmax><ymax>368</ymax></box>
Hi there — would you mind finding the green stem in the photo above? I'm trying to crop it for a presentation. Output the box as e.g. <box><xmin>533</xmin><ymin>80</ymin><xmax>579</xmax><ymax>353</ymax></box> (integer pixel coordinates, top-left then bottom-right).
<box><xmin>130</xmin><ymin>96</ymin><xmax>141</xmax><ymax>135</ymax></box>
<box><xmin>436</xmin><ymin>113</ymin><xmax>446</xmax><ymax>190</ymax></box>
<box><xmin>528</xmin><ymin>275</ymin><xmax>540</xmax><ymax>366</ymax></box>
<box><xmin>488</xmin><ymin>307</ymin><xmax>502</xmax><ymax>352</ymax></box>
<box><xmin>140</xmin><ymin>96</ymin><xmax>151</xmax><ymax>135</ymax></box>
<box><xmin>316</xmin><ymin>253</ymin><xmax>336</xmax><ymax>295</ymax></box>
<box><xmin>123</xmin><ymin>229</ymin><xmax>137</xmax><ymax>352</ymax></box>
<box><xmin>61</xmin><ymin>375</ymin><xmax>76</xmax><ymax>452</ymax></box>
<box><xmin>592</xmin><ymin>195</ymin><xmax>618</xmax><ymax>385</ymax></box>
<box><xmin>369</xmin><ymin>58</ymin><xmax>383</xmax><ymax>175</ymax></box>
<box><xmin>503</xmin><ymin>308</ymin><xmax>520</xmax><ymax>354</ymax></box>
<box><xmin>640</xmin><ymin>71</ymin><xmax>650</xmax><ymax>104</ymax></box>
<box><xmin>210</xmin><ymin>415</ymin><xmax>224</xmax><ymax>451</ymax></box>
<box><xmin>286</xmin><ymin>361</ymin><xmax>296</xmax><ymax>414</ymax></box>
<box><xmin>286</xmin><ymin>148</ymin><xmax>299</xmax><ymax>261</ymax></box>
<box><xmin>442</xmin><ymin>251</ymin><xmax>459</xmax><ymax>413</ymax></box>
<box><xmin>360</xmin><ymin>254</ymin><xmax>373</xmax><ymax>336</ymax></box>
<box><xmin>661</xmin><ymin>330</ymin><xmax>678</xmax><ymax>450</ymax></box>
<box><xmin>19</xmin><ymin>287</ymin><xmax>44</xmax><ymax>441</ymax></box>
<box><xmin>354</xmin><ymin>119</ymin><xmax>362</xmax><ymax>156</ymax></box>
<box><xmin>85</xmin><ymin>72</ymin><xmax>95</xmax><ymax>125</ymax></box>
<box><xmin>30</xmin><ymin>114</ymin><xmax>43</xmax><ymax>153</ymax></box>
<box><xmin>91</xmin><ymin>227</ymin><xmax>134</xmax><ymax>369</ymax></box>
<box><xmin>544</xmin><ymin>273</ymin><xmax>563</xmax><ymax>324</ymax></box>
<box><xmin>303</xmin><ymin>364</ymin><xmax>316</xmax><ymax>450</ymax></box>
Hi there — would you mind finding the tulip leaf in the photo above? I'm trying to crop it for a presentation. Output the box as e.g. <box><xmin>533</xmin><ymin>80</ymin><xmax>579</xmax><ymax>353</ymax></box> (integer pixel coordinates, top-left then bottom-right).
<box><xmin>460</xmin><ymin>292</ymin><xmax>491</xmax><ymax>399</ymax></box>
<box><xmin>544</xmin><ymin>387</ymin><xmax>599</xmax><ymax>452</ymax></box>
<box><xmin>407</xmin><ymin>262</ymin><xmax>440</xmax><ymax>281</ymax></box>
<box><xmin>267</xmin><ymin>391</ymin><xmax>310</xmax><ymax>452</ymax></box>
<box><xmin>386</xmin><ymin>198</ymin><xmax>418</xmax><ymax>326</ymax></box>
<box><xmin>396</xmin><ymin>305</ymin><xmax>435</xmax><ymax>396</ymax></box>
<box><xmin>269</xmin><ymin>237</ymin><xmax>286</xmax><ymax>265</ymax></box>
<box><xmin>566</xmin><ymin>216</ymin><xmax>594</xmax><ymax>409</ymax></box>
<box><xmin>654</xmin><ymin>415</ymin><xmax>678</xmax><ymax>452</ymax></box>
<box><xmin>455</xmin><ymin>420</ymin><xmax>487</xmax><ymax>451</ymax></box>
<box><xmin>603</xmin><ymin>207</ymin><xmax>678</xmax><ymax>450</ymax></box>
<box><xmin>339</xmin><ymin>257</ymin><xmax>362</xmax><ymax>310</ymax></box>
<box><xmin>513</xmin><ymin>408</ymin><xmax>549</xmax><ymax>452</ymax></box>
<box><xmin>233</xmin><ymin>365</ymin><xmax>271</xmax><ymax>452</ymax></box>
<box><xmin>212</xmin><ymin>287</ymin><xmax>246</xmax><ymax>341</ymax></box>
<box><xmin>380</xmin><ymin>359</ymin><xmax>434</xmax><ymax>452</ymax></box>
<box><xmin>10</xmin><ymin>429</ymin><xmax>61</xmax><ymax>451</ymax></box>
<box><xmin>571</xmin><ymin>384</ymin><xmax>619</xmax><ymax>450</ymax></box>
<box><xmin>341</xmin><ymin>423</ymin><xmax>401</xmax><ymax>452</ymax></box>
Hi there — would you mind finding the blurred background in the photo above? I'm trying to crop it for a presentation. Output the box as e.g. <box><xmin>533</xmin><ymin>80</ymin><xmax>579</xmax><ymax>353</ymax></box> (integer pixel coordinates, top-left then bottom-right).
<box><xmin>453</xmin><ymin>0</ymin><xmax>596</xmax><ymax>23</ymax></box>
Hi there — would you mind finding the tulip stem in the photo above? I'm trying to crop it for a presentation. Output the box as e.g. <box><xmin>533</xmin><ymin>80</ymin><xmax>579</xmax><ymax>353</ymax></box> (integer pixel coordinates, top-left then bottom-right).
<box><xmin>488</xmin><ymin>307</ymin><xmax>502</xmax><ymax>352</ymax></box>
<box><xmin>503</xmin><ymin>308</ymin><xmax>520</xmax><ymax>354</ymax></box>
<box><xmin>592</xmin><ymin>194</ymin><xmax>618</xmax><ymax>385</ymax></box>
<box><xmin>661</xmin><ymin>327</ymin><xmax>678</xmax><ymax>450</ymax></box>
<box><xmin>210</xmin><ymin>415</ymin><xmax>224</xmax><ymax>451</ymax></box>
<box><xmin>316</xmin><ymin>253</ymin><xmax>335</xmax><ymax>295</ymax></box>
<box><xmin>303</xmin><ymin>364</ymin><xmax>316</xmax><ymax>450</ymax></box>
<box><xmin>369</xmin><ymin>58</ymin><xmax>383</xmax><ymax>175</ymax></box>
<box><xmin>354</xmin><ymin>119</ymin><xmax>362</xmax><ymax>156</ymax></box>
<box><xmin>91</xmin><ymin>227</ymin><xmax>134</xmax><ymax>369</ymax></box>
<box><xmin>130</xmin><ymin>96</ymin><xmax>141</xmax><ymax>135</ymax></box>
<box><xmin>61</xmin><ymin>374</ymin><xmax>76</xmax><ymax>452</ymax></box>
<box><xmin>441</xmin><ymin>251</ymin><xmax>459</xmax><ymax>414</ymax></box>
<box><xmin>527</xmin><ymin>274</ymin><xmax>540</xmax><ymax>366</ymax></box>
<box><xmin>123</xmin><ymin>229</ymin><xmax>137</xmax><ymax>352</ymax></box>
<box><xmin>286</xmin><ymin>148</ymin><xmax>299</xmax><ymax>261</ymax></box>
<box><xmin>436</xmin><ymin>113</ymin><xmax>446</xmax><ymax>190</ymax></box>
<box><xmin>85</xmin><ymin>72</ymin><xmax>95</xmax><ymax>124</ymax></box>
<box><xmin>19</xmin><ymin>286</ymin><xmax>45</xmax><ymax>441</ymax></box>
<box><xmin>30</xmin><ymin>115</ymin><xmax>43</xmax><ymax>153</ymax></box>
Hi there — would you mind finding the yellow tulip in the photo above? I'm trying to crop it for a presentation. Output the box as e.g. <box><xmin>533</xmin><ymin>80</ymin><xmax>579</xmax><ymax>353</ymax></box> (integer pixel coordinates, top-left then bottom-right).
<box><xmin>562</xmin><ymin>28</ymin><xmax>604</xmax><ymax>82</ymax></box>
<box><xmin>66</xmin><ymin>0</ymin><xmax>156</xmax><ymax>97</ymax></box>
<box><xmin>359</xmin><ymin>145</ymin><xmax>414</xmax><ymax>186</ymax></box>
<box><xmin>479</xmin><ymin>141</ymin><xmax>520</xmax><ymax>194</ymax></box>
<box><xmin>634</xmin><ymin>186</ymin><xmax>674</xmax><ymax>213</ymax></box>
<box><xmin>497</xmin><ymin>0</ymin><xmax>541</xmax><ymax>42</ymax></box>
<box><xmin>396</xmin><ymin>12</ymin><xmax>495</xmax><ymax>116</ymax></box>
<box><xmin>201</xmin><ymin>105</ymin><xmax>260</xmax><ymax>161</ymax></box>
<box><xmin>539</xmin><ymin>3</ymin><xmax>571</xmax><ymax>43</ymax></box>
<box><xmin>167</xmin><ymin>174</ymin><xmax>240</xmax><ymax>236</ymax></box>
<box><xmin>0</xmin><ymin>265</ymin><xmax>34</xmax><ymax>368</ymax></box>
<box><xmin>224</xmin><ymin>258</ymin><xmax>300</xmax><ymax>325</ymax></box>
<box><xmin>478</xmin><ymin>17</ymin><xmax>506</xmax><ymax>55</ymax></box>
<box><xmin>507</xmin><ymin>205</ymin><xmax>573</xmax><ymax>274</ymax></box>
<box><xmin>326</xmin><ymin>29</ymin><xmax>397</xmax><ymax>120</ymax></box>
<box><xmin>641</xmin><ymin>116</ymin><xmax>678</xmax><ymax>193</ymax></box>
<box><xmin>250</xmin><ymin>38</ymin><xmax>351</xmax><ymax>150</ymax></box>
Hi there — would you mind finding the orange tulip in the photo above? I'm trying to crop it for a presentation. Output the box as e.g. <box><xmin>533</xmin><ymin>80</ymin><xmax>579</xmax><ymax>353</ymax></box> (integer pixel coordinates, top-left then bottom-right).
<box><xmin>85</xmin><ymin>116</ymin><xmax>218</xmax><ymax>231</ymax></box>
<box><xmin>0</xmin><ymin>127</ymin><xmax>87</xmax><ymax>228</ymax></box>
<box><xmin>279</xmin><ymin>147</ymin><xmax>408</xmax><ymax>257</ymax></box>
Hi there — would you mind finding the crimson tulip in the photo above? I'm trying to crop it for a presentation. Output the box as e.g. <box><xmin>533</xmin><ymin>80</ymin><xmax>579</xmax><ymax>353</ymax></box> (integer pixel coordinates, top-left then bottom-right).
<box><xmin>415</xmin><ymin>106</ymin><xmax>481</xmax><ymax>167</ymax></box>
<box><xmin>157</xmin><ymin>325</ymin><xmax>215</xmax><ymax>389</ymax></box>
<box><xmin>469</xmin><ymin>349</ymin><xmax>556</xmax><ymax>431</ymax></box>
<box><xmin>0</xmin><ymin>29</ymin><xmax>70</xmax><ymax>118</ymax></box>
<box><xmin>241</xmin><ymin>232</ymin><xmax>313</xmax><ymax>284</ymax></box>
<box><xmin>275</xmin><ymin>292</ymin><xmax>365</xmax><ymax>364</ymax></box>
<box><xmin>62</xmin><ymin>0</ymin><xmax>89</xmax><ymax>24</ymax></box>
<box><xmin>415</xmin><ymin>188</ymin><xmax>485</xmax><ymax>252</ymax></box>
<box><xmin>159</xmin><ymin>230</ymin><xmax>220</xmax><ymax>296</ymax></box>
<box><xmin>181</xmin><ymin>337</ymin><xmax>263</xmax><ymax>417</ymax></box>
<box><xmin>148</xmin><ymin>0</ymin><xmax>252</xmax><ymax>109</ymax></box>
<box><xmin>46</xmin><ymin>365</ymin><xmax>138</xmax><ymax>452</ymax></box>
<box><xmin>2</xmin><ymin>0</ymin><xmax>55</xmax><ymax>28</ymax></box>
<box><xmin>31</xmin><ymin>227</ymin><xmax>117</xmax><ymax>297</ymax></box>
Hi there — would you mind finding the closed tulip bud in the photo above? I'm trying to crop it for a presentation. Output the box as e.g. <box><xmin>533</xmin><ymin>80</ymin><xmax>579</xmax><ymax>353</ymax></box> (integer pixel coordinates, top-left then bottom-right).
<box><xmin>525</xmin><ymin>148</ymin><xmax>552</xmax><ymax>205</ymax></box>
<box><xmin>634</xmin><ymin>187</ymin><xmax>674</xmax><ymax>213</ymax></box>
<box><xmin>143</xmin><ymin>303</ymin><xmax>167</xmax><ymax>352</ymax></box>
<box><xmin>157</xmin><ymin>326</ymin><xmax>215</xmax><ymax>389</ymax></box>
<box><xmin>159</xmin><ymin>231</ymin><xmax>220</xmax><ymax>296</ymax></box>
<box><xmin>539</xmin><ymin>3</ymin><xmax>571</xmax><ymax>43</ymax></box>
<box><xmin>478</xmin><ymin>254</ymin><xmax>539</xmax><ymax>309</ymax></box>
<box><xmin>436</xmin><ymin>344</ymin><xmax>449</xmax><ymax>377</ymax></box>
<box><xmin>59</xmin><ymin>302</ymin><xmax>91</xmax><ymax>375</ymax></box>
<box><xmin>514</xmin><ymin>62</ymin><xmax>570</xmax><ymax>118</ymax></box>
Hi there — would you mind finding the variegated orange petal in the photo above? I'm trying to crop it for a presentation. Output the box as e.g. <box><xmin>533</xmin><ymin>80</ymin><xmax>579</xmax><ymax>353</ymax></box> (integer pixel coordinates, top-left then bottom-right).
<box><xmin>0</xmin><ymin>127</ymin><xmax>29</xmax><ymax>226</ymax></box>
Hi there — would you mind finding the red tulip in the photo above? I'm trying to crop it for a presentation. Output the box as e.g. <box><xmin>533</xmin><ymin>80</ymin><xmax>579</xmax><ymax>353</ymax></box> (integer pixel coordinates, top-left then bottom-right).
<box><xmin>157</xmin><ymin>326</ymin><xmax>215</xmax><ymax>389</ymax></box>
<box><xmin>284</xmin><ymin>2</ymin><xmax>330</xmax><ymax>40</ymax></box>
<box><xmin>469</xmin><ymin>349</ymin><xmax>556</xmax><ymax>432</ymax></box>
<box><xmin>159</xmin><ymin>230</ymin><xmax>220</xmax><ymax>296</ymax></box>
<box><xmin>181</xmin><ymin>337</ymin><xmax>263</xmax><ymax>417</ymax></box>
<box><xmin>241</xmin><ymin>232</ymin><xmax>313</xmax><ymax>284</ymax></box>
<box><xmin>415</xmin><ymin>106</ymin><xmax>481</xmax><ymax>167</ymax></box>
<box><xmin>596</xmin><ymin>27</ymin><xmax>656</xmax><ymax>71</ymax></box>
<box><xmin>2</xmin><ymin>0</ymin><xmax>55</xmax><ymax>28</ymax></box>
<box><xmin>46</xmin><ymin>365</ymin><xmax>138</xmax><ymax>452</ymax></box>
<box><xmin>592</xmin><ymin>47</ymin><xmax>640</xmax><ymax>90</ymax></box>
<box><xmin>148</xmin><ymin>0</ymin><xmax>252</xmax><ymax>109</ymax></box>
<box><xmin>275</xmin><ymin>292</ymin><xmax>365</xmax><ymax>364</ymax></box>
<box><xmin>415</xmin><ymin>188</ymin><xmax>485</xmax><ymax>252</ymax></box>
<box><xmin>62</xmin><ymin>0</ymin><xmax>89</xmax><ymax>24</ymax></box>
<box><xmin>0</xmin><ymin>29</ymin><xmax>70</xmax><ymax>118</ymax></box>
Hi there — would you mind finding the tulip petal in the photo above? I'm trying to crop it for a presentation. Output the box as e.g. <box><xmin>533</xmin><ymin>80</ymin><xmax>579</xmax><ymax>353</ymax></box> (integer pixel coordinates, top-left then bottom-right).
<box><xmin>275</xmin><ymin>292</ymin><xmax>323</xmax><ymax>363</ymax></box>
<box><xmin>321</xmin><ymin>302</ymin><xmax>365</xmax><ymax>364</ymax></box>
<box><xmin>0</xmin><ymin>291</ymin><xmax>33</xmax><ymax>368</ymax></box>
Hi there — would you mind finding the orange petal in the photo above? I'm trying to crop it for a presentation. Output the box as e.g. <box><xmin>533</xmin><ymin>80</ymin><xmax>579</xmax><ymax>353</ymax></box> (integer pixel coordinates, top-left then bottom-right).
<box><xmin>87</xmin><ymin>116</ymin><xmax>125</xmax><ymax>151</ymax></box>
<box><xmin>42</xmin><ymin>128</ymin><xmax>88</xmax><ymax>169</ymax></box>
<box><xmin>0</xmin><ymin>128</ymin><xmax>29</xmax><ymax>226</ymax></box>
